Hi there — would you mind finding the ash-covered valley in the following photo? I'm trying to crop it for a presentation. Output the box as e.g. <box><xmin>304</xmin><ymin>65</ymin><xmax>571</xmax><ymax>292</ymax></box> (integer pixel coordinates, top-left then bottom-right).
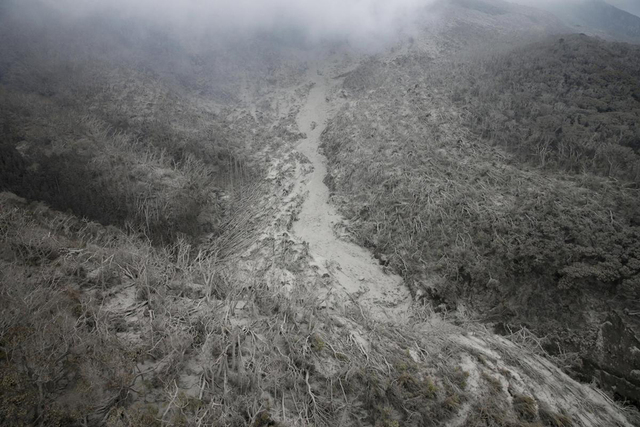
<box><xmin>1</xmin><ymin>0</ymin><xmax>640</xmax><ymax>426</ymax></box>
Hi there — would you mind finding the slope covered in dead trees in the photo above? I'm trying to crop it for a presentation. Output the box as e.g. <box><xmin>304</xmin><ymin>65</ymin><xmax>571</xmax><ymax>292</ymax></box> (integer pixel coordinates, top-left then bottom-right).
<box><xmin>0</xmin><ymin>6</ymin><xmax>305</xmax><ymax>245</ymax></box>
<box><xmin>322</xmin><ymin>33</ymin><xmax>640</xmax><ymax>405</ymax></box>
<box><xmin>1</xmin><ymin>0</ymin><xmax>639</xmax><ymax>425</ymax></box>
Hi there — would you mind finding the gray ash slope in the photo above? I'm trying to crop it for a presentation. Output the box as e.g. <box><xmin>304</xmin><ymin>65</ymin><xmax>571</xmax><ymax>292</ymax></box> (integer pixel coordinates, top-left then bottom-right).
<box><xmin>1</xmin><ymin>0</ymin><xmax>639</xmax><ymax>425</ymax></box>
<box><xmin>323</xmin><ymin>0</ymin><xmax>640</xmax><ymax>409</ymax></box>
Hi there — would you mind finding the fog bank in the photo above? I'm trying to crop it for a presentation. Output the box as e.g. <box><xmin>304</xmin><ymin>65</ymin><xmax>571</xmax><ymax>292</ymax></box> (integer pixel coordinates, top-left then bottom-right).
<box><xmin>7</xmin><ymin>0</ymin><xmax>437</xmax><ymax>49</ymax></box>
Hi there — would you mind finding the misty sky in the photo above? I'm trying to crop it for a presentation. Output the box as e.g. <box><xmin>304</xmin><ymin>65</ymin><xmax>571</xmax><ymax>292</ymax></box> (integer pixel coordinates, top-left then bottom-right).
<box><xmin>30</xmin><ymin>0</ymin><xmax>436</xmax><ymax>48</ymax></box>
<box><xmin>8</xmin><ymin>0</ymin><xmax>640</xmax><ymax>51</ymax></box>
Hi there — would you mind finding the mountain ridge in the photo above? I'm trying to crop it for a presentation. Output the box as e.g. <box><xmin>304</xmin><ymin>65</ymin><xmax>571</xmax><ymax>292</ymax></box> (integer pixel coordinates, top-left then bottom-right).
<box><xmin>518</xmin><ymin>0</ymin><xmax>640</xmax><ymax>42</ymax></box>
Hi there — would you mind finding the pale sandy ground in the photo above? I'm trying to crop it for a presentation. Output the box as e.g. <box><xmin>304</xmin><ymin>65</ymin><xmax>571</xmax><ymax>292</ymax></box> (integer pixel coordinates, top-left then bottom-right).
<box><xmin>292</xmin><ymin>61</ymin><xmax>411</xmax><ymax>323</ymax></box>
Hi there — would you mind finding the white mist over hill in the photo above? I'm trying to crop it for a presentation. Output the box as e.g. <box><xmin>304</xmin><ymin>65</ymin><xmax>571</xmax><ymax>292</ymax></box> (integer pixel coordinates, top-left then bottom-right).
<box><xmin>18</xmin><ymin>0</ymin><xmax>438</xmax><ymax>49</ymax></box>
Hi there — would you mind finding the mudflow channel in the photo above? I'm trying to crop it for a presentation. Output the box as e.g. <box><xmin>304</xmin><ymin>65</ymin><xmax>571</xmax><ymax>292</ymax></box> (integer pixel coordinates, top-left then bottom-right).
<box><xmin>292</xmin><ymin>64</ymin><xmax>411</xmax><ymax>322</ymax></box>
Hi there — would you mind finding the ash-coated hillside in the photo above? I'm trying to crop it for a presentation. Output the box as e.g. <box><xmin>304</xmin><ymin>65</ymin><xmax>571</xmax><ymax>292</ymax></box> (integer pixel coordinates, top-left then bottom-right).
<box><xmin>1</xmin><ymin>0</ymin><xmax>639</xmax><ymax>426</ymax></box>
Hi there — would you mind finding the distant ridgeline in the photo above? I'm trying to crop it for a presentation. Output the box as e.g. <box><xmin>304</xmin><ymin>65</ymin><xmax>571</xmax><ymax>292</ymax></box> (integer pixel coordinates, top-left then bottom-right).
<box><xmin>540</xmin><ymin>0</ymin><xmax>640</xmax><ymax>44</ymax></box>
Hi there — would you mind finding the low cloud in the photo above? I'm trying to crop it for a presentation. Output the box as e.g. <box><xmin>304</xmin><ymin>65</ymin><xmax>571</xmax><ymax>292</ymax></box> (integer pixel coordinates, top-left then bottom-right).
<box><xmin>18</xmin><ymin>0</ymin><xmax>436</xmax><ymax>48</ymax></box>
